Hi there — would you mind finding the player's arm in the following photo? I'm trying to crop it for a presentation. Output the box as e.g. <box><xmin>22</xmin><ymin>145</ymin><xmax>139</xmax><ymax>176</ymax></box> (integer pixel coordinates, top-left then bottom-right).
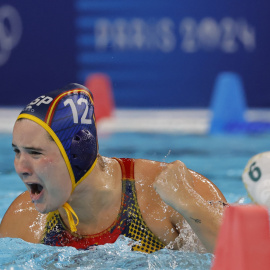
<box><xmin>153</xmin><ymin>160</ymin><xmax>227</xmax><ymax>253</ymax></box>
<box><xmin>0</xmin><ymin>191</ymin><xmax>46</xmax><ymax>243</ymax></box>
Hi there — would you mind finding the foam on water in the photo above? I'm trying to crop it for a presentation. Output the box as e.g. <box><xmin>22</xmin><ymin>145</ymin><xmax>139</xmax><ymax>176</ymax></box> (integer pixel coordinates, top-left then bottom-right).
<box><xmin>0</xmin><ymin>236</ymin><xmax>213</xmax><ymax>270</ymax></box>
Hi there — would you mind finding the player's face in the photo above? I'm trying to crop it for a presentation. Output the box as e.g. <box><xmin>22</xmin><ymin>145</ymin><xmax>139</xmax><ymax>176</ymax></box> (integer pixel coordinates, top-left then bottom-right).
<box><xmin>12</xmin><ymin>119</ymin><xmax>72</xmax><ymax>213</ymax></box>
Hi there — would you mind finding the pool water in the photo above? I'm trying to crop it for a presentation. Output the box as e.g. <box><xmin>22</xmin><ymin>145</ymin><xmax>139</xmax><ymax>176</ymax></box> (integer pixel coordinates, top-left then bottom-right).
<box><xmin>1</xmin><ymin>131</ymin><xmax>269</xmax><ymax>269</ymax></box>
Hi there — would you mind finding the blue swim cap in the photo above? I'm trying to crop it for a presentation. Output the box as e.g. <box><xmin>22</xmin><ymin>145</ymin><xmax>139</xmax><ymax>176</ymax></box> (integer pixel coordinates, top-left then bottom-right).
<box><xmin>17</xmin><ymin>83</ymin><xmax>98</xmax><ymax>191</ymax></box>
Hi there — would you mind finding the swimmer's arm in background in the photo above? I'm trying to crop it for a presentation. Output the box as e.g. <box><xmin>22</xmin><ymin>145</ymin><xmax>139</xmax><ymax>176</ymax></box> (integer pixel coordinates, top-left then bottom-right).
<box><xmin>153</xmin><ymin>160</ymin><xmax>227</xmax><ymax>253</ymax></box>
<box><xmin>0</xmin><ymin>191</ymin><xmax>46</xmax><ymax>243</ymax></box>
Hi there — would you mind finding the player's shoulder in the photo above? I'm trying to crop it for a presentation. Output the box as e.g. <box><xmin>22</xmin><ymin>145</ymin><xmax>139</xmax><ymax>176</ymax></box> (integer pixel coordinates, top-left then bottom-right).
<box><xmin>135</xmin><ymin>159</ymin><xmax>190</xmax><ymax>176</ymax></box>
<box><xmin>134</xmin><ymin>158</ymin><xmax>166</xmax><ymax>179</ymax></box>
<box><xmin>4</xmin><ymin>191</ymin><xmax>35</xmax><ymax>214</ymax></box>
<box><xmin>0</xmin><ymin>191</ymin><xmax>46</xmax><ymax>243</ymax></box>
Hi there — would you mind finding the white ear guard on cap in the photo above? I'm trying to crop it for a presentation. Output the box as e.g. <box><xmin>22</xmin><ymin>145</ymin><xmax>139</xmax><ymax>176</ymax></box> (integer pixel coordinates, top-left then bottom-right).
<box><xmin>242</xmin><ymin>151</ymin><xmax>270</xmax><ymax>208</ymax></box>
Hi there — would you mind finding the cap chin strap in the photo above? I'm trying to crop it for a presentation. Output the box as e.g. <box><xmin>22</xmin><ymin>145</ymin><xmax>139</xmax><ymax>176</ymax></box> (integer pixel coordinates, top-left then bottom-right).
<box><xmin>62</xmin><ymin>202</ymin><xmax>79</xmax><ymax>233</ymax></box>
<box><xmin>61</xmin><ymin>158</ymin><xmax>98</xmax><ymax>233</ymax></box>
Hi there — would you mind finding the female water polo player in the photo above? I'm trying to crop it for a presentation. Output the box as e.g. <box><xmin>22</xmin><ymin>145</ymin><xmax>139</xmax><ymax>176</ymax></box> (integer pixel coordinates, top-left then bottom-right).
<box><xmin>0</xmin><ymin>83</ymin><xmax>227</xmax><ymax>253</ymax></box>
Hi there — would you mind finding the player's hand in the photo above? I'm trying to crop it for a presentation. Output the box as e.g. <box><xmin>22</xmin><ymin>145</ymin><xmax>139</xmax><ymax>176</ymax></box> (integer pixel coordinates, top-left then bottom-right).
<box><xmin>153</xmin><ymin>160</ymin><xmax>198</xmax><ymax>214</ymax></box>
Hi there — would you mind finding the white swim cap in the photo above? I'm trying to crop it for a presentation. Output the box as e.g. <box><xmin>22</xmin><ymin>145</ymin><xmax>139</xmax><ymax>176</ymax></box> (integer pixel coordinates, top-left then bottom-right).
<box><xmin>242</xmin><ymin>151</ymin><xmax>270</xmax><ymax>208</ymax></box>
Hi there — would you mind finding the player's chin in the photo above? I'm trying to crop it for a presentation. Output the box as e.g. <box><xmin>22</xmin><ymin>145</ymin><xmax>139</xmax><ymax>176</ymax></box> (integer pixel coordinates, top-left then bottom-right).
<box><xmin>33</xmin><ymin>203</ymin><xmax>47</xmax><ymax>214</ymax></box>
<box><xmin>34</xmin><ymin>195</ymin><xmax>66</xmax><ymax>214</ymax></box>
<box><xmin>33</xmin><ymin>201</ymin><xmax>56</xmax><ymax>214</ymax></box>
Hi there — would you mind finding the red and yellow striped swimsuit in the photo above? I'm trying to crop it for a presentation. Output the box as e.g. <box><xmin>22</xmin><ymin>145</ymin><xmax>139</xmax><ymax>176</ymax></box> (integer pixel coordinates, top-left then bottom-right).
<box><xmin>41</xmin><ymin>158</ymin><xmax>165</xmax><ymax>253</ymax></box>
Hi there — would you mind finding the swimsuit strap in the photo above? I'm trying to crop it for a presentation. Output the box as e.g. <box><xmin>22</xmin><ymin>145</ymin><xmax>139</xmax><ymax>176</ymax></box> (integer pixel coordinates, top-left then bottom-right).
<box><xmin>114</xmin><ymin>157</ymin><xmax>166</xmax><ymax>253</ymax></box>
<box><xmin>113</xmin><ymin>158</ymin><xmax>135</xmax><ymax>180</ymax></box>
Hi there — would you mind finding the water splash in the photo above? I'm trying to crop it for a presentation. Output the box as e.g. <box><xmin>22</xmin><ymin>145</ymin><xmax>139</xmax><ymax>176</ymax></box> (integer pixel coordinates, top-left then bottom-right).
<box><xmin>0</xmin><ymin>236</ymin><xmax>213</xmax><ymax>270</ymax></box>
<box><xmin>165</xmin><ymin>219</ymin><xmax>207</xmax><ymax>254</ymax></box>
<box><xmin>163</xmin><ymin>150</ymin><xmax>171</xmax><ymax>162</ymax></box>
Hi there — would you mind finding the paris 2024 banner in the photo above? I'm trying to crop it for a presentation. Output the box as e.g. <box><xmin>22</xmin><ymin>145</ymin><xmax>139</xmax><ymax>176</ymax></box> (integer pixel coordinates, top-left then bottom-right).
<box><xmin>0</xmin><ymin>0</ymin><xmax>269</xmax><ymax>108</ymax></box>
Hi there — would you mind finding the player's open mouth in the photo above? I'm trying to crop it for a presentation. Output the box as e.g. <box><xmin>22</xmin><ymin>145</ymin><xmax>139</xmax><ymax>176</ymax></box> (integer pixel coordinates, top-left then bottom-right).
<box><xmin>28</xmin><ymin>183</ymin><xmax>44</xmax><ymax>201</ymax></box>
<box><xmin>28</xmin><ymin>183</ymin><xmax>43</xmax><ymax>194</ymax></box>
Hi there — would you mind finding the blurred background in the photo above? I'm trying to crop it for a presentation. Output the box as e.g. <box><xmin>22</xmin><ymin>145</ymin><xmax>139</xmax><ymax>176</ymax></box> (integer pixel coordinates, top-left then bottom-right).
<box><xmin>0</xmin><ymin>2</ymin><xmax>270</xmax><ymax>266</ymax></box>
<box><xmin>0</xmin><ymin>0</ymin><xmax>269</xmax><ymax>111</ymax></box>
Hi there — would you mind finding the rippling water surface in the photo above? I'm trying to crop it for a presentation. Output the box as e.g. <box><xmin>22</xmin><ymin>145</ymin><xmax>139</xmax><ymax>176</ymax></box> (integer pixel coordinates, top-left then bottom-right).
<box><xmin>0</xmin><ymin>237</ymin><xmax>213</xmax><ymax>270</ymax></box>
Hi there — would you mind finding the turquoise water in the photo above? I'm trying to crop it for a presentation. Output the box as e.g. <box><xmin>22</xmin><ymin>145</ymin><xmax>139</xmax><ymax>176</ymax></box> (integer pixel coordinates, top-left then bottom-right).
<box><xmin>1</xmin><ymin>132</ymin><xmax>270</xmax><ymax>269</ymax></box>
